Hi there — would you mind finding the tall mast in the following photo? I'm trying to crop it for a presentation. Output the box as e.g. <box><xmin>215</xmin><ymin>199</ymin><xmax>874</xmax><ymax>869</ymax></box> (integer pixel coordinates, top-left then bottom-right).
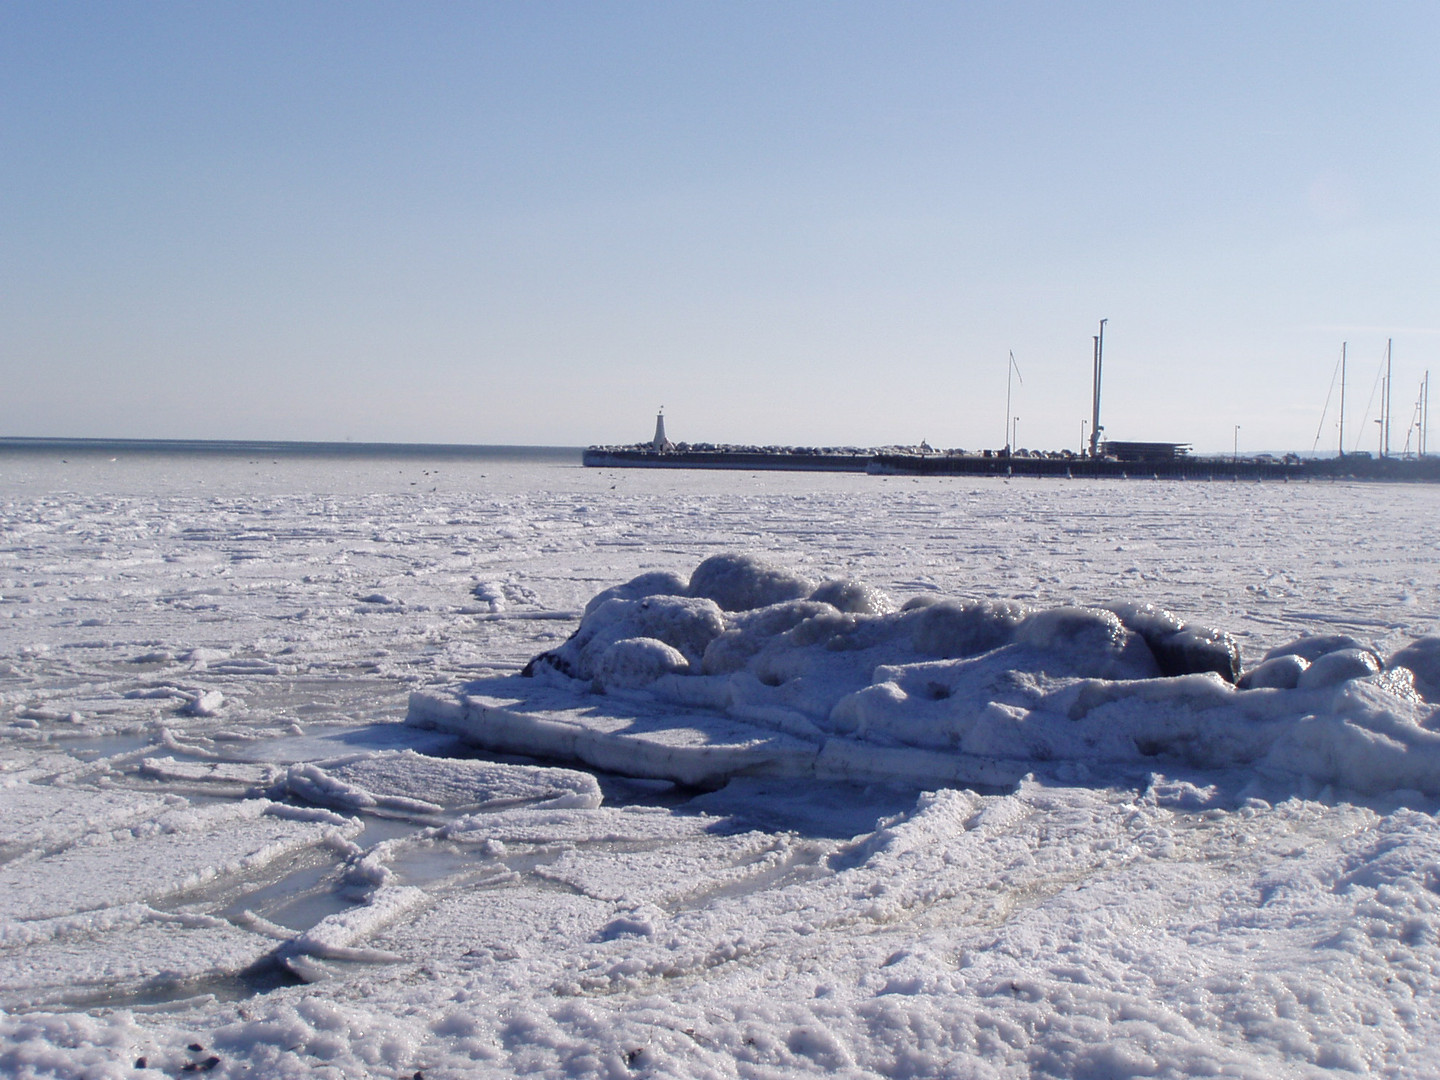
<box><xmin>1004</xmin><ymin>351</ymin><xmax>1022</xmax><ymax>455</ymax></box>
<box><xmin>1416</xmin><ymin>371</ymin><xmax>1428</xmax><ymax>457</ymax></box>
<box><xmin>1089</xmin><ymin>318</ymin><xmax>1106</xmax><ymax>458</ymax></box>
<box><xmin>1339</xmin><ymin>341</ymin><xmax>1347</xmax><ymax>457</ymax></box>
<box><xmin>1088</xmin><ymin>336</ymin><xmax>1098</xmax><ymax>456</ymax></box>
<box><xmin>1004</xmin><ymin>353</ymin><xmax>1012</xmax><ymax>454</ymax></box>
<box><xmin>1384</xmin><ymin>338</ymin><xmax>1393</xmax><ymax>458</ymax></box>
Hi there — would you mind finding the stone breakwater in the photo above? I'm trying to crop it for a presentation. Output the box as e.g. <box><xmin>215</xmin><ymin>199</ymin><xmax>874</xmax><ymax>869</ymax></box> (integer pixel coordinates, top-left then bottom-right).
<box><xmin>585</xmin><ymin>444</ymin><xmax>1440</xmax><ymax>480</ymax></box>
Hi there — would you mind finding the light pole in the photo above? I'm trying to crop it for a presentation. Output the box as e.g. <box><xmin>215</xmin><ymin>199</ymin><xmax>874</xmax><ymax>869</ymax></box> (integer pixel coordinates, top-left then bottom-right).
<box><xmin>1233</xmin><ymin>424</ymin><xmax>1240</xmax><ymax>465</ymax></box>
<box><xmin>1013</xmin><ymin>417</ymin><xmax>1020</xmax><ymax>453</ymax></box>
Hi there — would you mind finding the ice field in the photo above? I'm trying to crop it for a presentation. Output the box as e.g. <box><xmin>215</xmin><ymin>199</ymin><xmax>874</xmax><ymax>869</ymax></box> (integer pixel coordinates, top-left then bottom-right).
<box><xmin>2</xmin><ymin>447</ymin><xmax>1440</xmax><ymax>1079</ymax></box>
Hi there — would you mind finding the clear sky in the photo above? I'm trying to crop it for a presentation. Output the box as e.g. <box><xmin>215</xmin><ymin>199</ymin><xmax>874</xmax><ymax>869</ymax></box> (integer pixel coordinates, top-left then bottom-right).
<box><xmin>3</xmin><ymin>2</ymin><xmax>1438</xmax><ymax>453</ymax></box>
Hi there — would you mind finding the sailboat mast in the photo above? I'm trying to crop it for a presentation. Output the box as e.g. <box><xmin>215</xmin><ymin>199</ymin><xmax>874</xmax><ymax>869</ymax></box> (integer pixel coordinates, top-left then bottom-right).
<box><xmin>1416</xmin><ymin>371</ymin><xmax>1428</xmax><ymax>457</ymax></box>
<box><xmin>1004</xmin><ymin>353</ymin><xmax>1013</xmax><ymax>455</ymax></box>
<box><xmin>1376</xmin><ymin>338</ymin><xmax>1388</xmax><ymax>457</ymax></box>
<box><xmin>1338</xmin><ymin>342</ymin><xmax>1347</xmax><ymax>456</ymax></box>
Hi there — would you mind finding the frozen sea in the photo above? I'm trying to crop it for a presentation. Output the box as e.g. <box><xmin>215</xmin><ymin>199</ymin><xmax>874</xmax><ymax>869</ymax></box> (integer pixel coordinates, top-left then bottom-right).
<box><xmin>2</xmin><ymin>443</ymin><xmax>1440</xmax><ymax>1079</ymax></box>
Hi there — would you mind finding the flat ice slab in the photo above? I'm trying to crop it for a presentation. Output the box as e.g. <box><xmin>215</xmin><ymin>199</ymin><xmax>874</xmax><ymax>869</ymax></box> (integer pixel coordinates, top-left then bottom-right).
<box><xmin>406</xmin><ymin>677</ymin><xmax>1033</xmax><ymax>789</ymax></box>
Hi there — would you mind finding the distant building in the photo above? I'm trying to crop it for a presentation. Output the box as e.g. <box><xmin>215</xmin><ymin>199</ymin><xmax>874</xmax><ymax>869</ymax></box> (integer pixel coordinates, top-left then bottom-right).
<box><xmin>1103</xmin><ymin>441</ymin><xmax>1191</xmax><ymax>463</ymax></box>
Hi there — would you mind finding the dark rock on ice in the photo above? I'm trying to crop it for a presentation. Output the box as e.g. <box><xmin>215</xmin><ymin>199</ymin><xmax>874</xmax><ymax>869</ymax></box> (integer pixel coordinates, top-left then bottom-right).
<box><xmin>1109</xmin><ymin>602</ymin><xmax>1242</xmax><ymax>683</ymax></box>
<box><xmin>1146</xmin><ymin>625</ymin><xmax>1242</xmax><ymax>683</ymax></box>
<box><xmin>521</xmin><ymin>650</ymin><xmax>574</xmax><ymax>680</ymax></box>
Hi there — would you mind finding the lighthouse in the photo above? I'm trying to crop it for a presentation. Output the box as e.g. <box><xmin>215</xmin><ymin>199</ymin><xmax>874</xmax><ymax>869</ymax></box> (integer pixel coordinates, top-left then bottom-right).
<box><xmin>652</xmin><ymin>408</ymin><xmax>672</xmax><ymax>452</ymax></box>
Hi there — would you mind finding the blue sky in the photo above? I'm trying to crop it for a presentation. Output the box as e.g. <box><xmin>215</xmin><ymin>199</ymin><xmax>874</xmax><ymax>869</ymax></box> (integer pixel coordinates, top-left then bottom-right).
<box><xmin>3</xmin><ymin>3</ymin><xmax>1438</xmax><ymax>452</ymax></box>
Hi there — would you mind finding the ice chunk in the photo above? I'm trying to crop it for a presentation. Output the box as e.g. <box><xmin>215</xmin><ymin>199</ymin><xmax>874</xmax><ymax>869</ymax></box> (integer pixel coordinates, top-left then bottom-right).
<box><xmin>1263</xmin><ymin>681</ymin><xmax>1440</xmax><ymax>794</ymax></box>
<box><xmin>1263</xmin><ymin>633</ymin><xmax>1378</xmax><ymax>665</ymax></box>
<box><xmin>809</xmin><ymin>578</ymin><xmax>895</xmax><ymax>615</ymax></box>
<box><xmin>909</xmin><ymin>599</ymin><xmax>1028</xmax><ymax>658</ymax></box>
<box><xmin>900</xmin><ymin>593</ymin><xmax>943</xmax><ymax>610</ymax></box>
<box><xmin>140</xmin><ymin>758</ymin><xmax>280</xmax><ymax>791</ymax></box>
<box><xmin>1013</xmin><ymin>606</ymin><xmax>1160</xmax><ymax>679</ymax></box>
<box><xmin>525</xmin><ymin>594</ymin><xmax>725</xmax><ymax>682</ymax></box>
<box><xmin>285</xmin><ymin>749</ymin><xmax>601</xmax><ymax>813</ymax></box>
<box><xmin>281</xmin><ymin>885</ymin><xmax>426</xmax><ymax>965</ymax></box>
<box><xmin>0</xmin><ymin>909</ymin><xmax>271</xmax><ymax>1010</ymax></box>
<box><xmin>687</xmin><ymin>553</ymin><xmax>815</xmax><ymax>611</ymax></box>
<box><xmin>1238</xmin><ymin>653</ymin><xmax>1309</xmax><ymax>690</ymax></box>
<box><xmin>582</xmin><ymin>570</ymin><xmax>688</xmax><ymax>616</ymax></box>
<box><xmin>1297</xmin><ymin>648</ymin><xmax>1383</xmax><ymax>690</ymax></box>
<box><xmin>1107</xmin><ymin>601</ymin><xmax>1186</xmax><ymax>639</ymax></box>
<box><xmin>701</xmin><ymin>600</ymin><xmax>837</xmax><ymax>675</ymax></box>
<box><xmin>503</xmin><ymin>560</ymin><xmax>1440</xmax><ymax>796</ymax></box>
<box><xmin>409</xmin><ymin>686</ymin><xmax>825</xmax><ymax>788</ymax></box>
<box><xmin>0</xmin><ymin>800</ymin><xmax>359</xmax><ymax>922</ymax></box>
<box><xmin>579</xmin><ymin>595</ymin><xmax>723</xmax><ymax>670</ymax></box>
<box><xmin>0</xmin><ymin>787</ymin><xmax>177</xmax><ymax>858</ymax></box>
<box><xmin>593</xmin><ymin>637</ymin><xmax>690</xmax><ymax>689</ymax></box>
<box><xmin>471</xmin><ymin>581</ymin><xmax>506</xmax><ymax>613</ymax></box>
<box><xmin>1388</xmin><ymin>636</ymin><xmax>1440</xmax><ymax>701</ymax></box>
<box><xmin>185</xmin><ymin>690</ymin><xmax>225</xmax><ymax>716</ymax></box>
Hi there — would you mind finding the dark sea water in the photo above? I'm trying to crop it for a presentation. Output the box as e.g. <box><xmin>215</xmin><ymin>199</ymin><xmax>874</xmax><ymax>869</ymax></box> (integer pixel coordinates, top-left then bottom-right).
<box><xmin>0</xmin><ymin>438</ymin><xmax>583</xmax><ymax>498</ymax></box>
<box><xmin>0</xmin><ymin>436</ymin><xmax>580</xmax><ymax>463</ymax></box>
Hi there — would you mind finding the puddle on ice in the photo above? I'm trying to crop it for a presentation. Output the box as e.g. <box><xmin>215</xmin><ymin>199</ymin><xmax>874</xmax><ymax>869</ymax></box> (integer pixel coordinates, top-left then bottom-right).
<box><xmin>212</xmin><ymin>855</ymin><xmax>354</xmax><ymax>934</ymax></box>
<box><xmin>686</xmin><ymin>777</ymin><xmax>951</xmax><ymax>840</ymax></box>
<box><xmin>353</xmin><ymin>814</ymin><xmax>426</xmax><ymax>849</ymax></box>
<box><xmin>227</xmin><ymin>721</ymin><xmax>465</xmax><ymax>765</ymax></box>
<box><xmin>46</xmin><ymin>962</ymin><xmax>305</xmax><ymax>1015</ymax></box>
<box><xmin>35</xmin><ymin>730</ymin><xmax>158</xmax><ymax>762</ymax></box>
<box><xmin>384</xmin><ymin>840</ymin><xmax>508</xmax><ymax>890</ymax></box>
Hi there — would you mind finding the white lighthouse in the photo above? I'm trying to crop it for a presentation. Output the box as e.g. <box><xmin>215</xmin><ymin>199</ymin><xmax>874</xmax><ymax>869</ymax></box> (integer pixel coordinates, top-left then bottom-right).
<box><xmin>652</xmin><ymin>407</ymin><xmax>672</xmax><ymax>452</ymax></box>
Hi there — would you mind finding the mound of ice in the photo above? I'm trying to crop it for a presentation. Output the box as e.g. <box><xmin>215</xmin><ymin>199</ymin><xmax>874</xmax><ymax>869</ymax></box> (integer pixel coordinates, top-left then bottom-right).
<box><xmin>432</xmin><ymin>555</ymin><xmax>1440</xmax><ymax>796</ymax></box>
<box><xmin>1389</xmin><ymin>636</ymin><xmax>1440</xmax><ymax>699</ymax></box>
<box><xmin>687</xmin><ymin>552</ymin><xmax>815</xmax><ymax>611</ymax></box>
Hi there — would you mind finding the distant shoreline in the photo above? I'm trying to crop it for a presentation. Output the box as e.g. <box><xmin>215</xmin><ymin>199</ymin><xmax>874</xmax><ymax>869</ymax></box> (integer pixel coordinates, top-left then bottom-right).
<box><xmin>0</xmin><ymin>437</ymin><xmax>583</xmax><ymax>461</ymax></box>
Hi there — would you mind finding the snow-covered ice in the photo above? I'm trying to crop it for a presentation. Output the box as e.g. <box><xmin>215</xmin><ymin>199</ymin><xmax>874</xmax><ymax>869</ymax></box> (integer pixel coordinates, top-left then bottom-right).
<box><xmin>413</xmin><ymin>551</ymin><xmax>1440</xmax><ymax>798</ymax></box>
<box><xmin>2</xmin><ymin>448</ymin><xmax>1440</xmax><ymax>1077</ymax></box>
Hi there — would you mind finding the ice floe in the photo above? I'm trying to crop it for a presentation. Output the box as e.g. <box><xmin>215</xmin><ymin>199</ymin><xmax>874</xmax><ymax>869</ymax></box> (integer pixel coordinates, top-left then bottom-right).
<box><xmin>411</xmin><ymin>553</ymin><xmax>1440</xmax><ymax>796</ymax></box>
<box><xmin>282</xmin><ymin>749</ymin><xmax>602</xmax><ymax>816</ymax></box>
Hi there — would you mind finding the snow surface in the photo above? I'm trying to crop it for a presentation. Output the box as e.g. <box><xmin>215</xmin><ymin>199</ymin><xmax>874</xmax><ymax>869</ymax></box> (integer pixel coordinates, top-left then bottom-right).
<box><xmin>2</xmin><ymin>450</ymin><xmax>1440</xmax><ymax>1078</ymax></box>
